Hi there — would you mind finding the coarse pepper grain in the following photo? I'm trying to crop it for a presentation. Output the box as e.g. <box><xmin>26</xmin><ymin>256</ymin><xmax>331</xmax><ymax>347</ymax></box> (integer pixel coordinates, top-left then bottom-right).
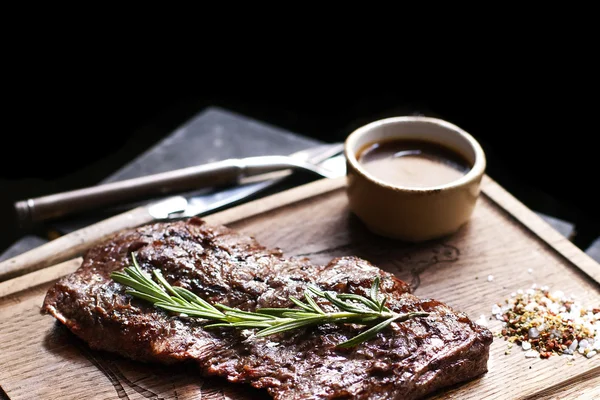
<box><xmin>491</xmin><ymin>285</ymin><xmax>599</xmax><ymax>360</ymax></box>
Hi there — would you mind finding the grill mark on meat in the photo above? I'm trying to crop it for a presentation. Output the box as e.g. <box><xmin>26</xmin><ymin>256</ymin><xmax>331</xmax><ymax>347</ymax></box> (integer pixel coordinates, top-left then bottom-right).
<box><xmin>42</xmin><ymin>217</ymin><xmax>492</xmax><ymax>400</ymax></box>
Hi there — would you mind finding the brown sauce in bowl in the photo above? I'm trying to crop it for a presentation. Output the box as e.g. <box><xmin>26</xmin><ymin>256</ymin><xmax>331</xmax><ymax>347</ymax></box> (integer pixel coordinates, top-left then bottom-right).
<box><xmin>357</xmin><ymin>139</ymin><xmax>472</xmax><ymax>188</ymax></box>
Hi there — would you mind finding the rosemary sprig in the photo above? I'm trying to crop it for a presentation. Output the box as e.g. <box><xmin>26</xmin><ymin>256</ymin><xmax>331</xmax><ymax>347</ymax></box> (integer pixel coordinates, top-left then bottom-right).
<box><xmin>110</xmin><ymin>253</ymin><xmax>429</xmax><ymax>348</ymax></box>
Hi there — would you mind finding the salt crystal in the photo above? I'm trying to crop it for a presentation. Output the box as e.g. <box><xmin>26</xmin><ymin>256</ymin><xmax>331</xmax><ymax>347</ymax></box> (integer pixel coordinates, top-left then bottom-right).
<box><xmin>538</xmin><ymin>323</ymin><xmax>545</xmax><ymax>331</ymax></box>
<box><xmin>528</xmin><ymin>327</ymin><xmax>540</xmax><ymax>339</ymax></box>
<box><xmin>526</xmin><ymin>288</ymin><xmax>535</xmax><ymax>295</ymax></box>
<box><xmin>579</xmin><ymin>339</ymin><xmax>589</xmax><ymax>349</ymax></box>
<box><xmin>240</xmin><ymin>329</ymin><xmax>255</xmax><ymax>339</ymax></box>
<box><xmin>551</xmin><ymin>290</ymin><xmax>564</xmax><ymax>300</ymax></box>
<box><xmin>517</xmin><ymin>289</ymin><xmax>524</xmax><ymax>295</ymax></box>
<box><xmin>587</xmin><ymin>350</ymin><xmax>597</xmax><ymax>358</ymax></box>
<box><xmin>487</xmin><ymin>275</ymin><xmax>494</xmax><ymax>282</ymax></box>
<box><xmin>541</xmin><ymin>285</ymin><xmax>549</xmax><ymax>291</ymax></box>
<box><xmin>521</xmin><ymin>341</ymin><xmax>532</xmax><ymax>350</ymax></box>
<box><xmin>475</xmin><ymin>315</ymin><xmax>487</xmax><ymax>326</ymax></box>
<box><xmin>531</xmin><ymin>283</ymin><xmax>537</xmax><ymax>288</ymax></box>
<box><xmin>524</xmin><ymin>350</ymin><xmax>539</xmax><ymax>358</ymax></box>
<box><xmin>594</xmin><ymin>340</ymin><xmax>600</xmax><ymax>351</ymax></box>
<box><xmin>491</xmin><ymin>304</ymin><xmax>502</xmax><ymax>315</ymax></box>
<box><xmin>525</xmin><ymin>302</ymin><xmax>538</xmax><ymax>312</ymax></box>
<box><xmin>527</xmin><ymin>268</ymin><xmax>533</xmax><ymax>274</ymax></box>
<box><xmin>511</xmin><ymin>292</ymin><xmax>517</xmax><ymax>297</ymax></box>
<box><xmin>569</xmin><ymin>339</ymin><xmax>578</xmax><ymax>352</ymax></box>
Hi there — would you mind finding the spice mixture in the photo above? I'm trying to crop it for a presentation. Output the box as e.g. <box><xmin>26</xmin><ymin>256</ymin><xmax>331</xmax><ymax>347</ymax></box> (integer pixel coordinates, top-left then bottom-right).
<box><xmin>478</xmin><ymin>284</ymin><xmax>600</xmax><ymax>360</ymax></box>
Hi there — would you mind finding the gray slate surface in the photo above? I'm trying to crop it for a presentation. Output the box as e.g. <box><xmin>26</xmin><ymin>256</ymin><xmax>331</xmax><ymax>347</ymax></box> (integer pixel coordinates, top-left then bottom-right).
<box><xmin>536</xmin><ymin>212</ymin><xmax>575</xmax><ymax>239</ymax></box>
<box><xmin>103</xmin><ymin>107</ymin><xmax>322</xmax><ymax>183</ymax></box>
<box><xmin>586</xmin><ymin>237</ymin><xmax>600</xmax><ymax>263</ymax></box>
<box><xmin>1</xmin><ymin>107</ymin><xmax>322</xmax><ymax>260</ymax></box>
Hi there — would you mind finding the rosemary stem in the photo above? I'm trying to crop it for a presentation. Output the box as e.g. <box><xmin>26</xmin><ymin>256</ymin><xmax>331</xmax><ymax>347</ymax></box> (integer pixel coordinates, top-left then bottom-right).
<box><xmin>111</xmin><ymin>253</ymin><xmax>429</xmax><ymax>348</ymax></box>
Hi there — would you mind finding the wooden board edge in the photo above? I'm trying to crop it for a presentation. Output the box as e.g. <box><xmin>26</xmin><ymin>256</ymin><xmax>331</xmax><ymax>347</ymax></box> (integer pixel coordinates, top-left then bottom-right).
<box><xmin>481</xmin><ymin>175</ymin><xmax>600</xmax><ymax>286</ymax></box>
<box><xmin>0</xmin><ymin>258</ymin><xmax>82</xmax><ymax>299</ymax></box>
<box><xmin>204</xmin><ymin>176</ymin><xmax>347</xmax><ymax>226</ymax></box>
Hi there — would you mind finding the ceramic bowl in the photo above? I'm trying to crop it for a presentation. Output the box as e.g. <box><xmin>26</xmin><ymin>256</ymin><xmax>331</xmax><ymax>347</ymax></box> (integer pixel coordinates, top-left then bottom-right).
<box><xmin>344</xmin><ymin>116</ymin><xmax>486</xmax><ymax>242</ymax></box>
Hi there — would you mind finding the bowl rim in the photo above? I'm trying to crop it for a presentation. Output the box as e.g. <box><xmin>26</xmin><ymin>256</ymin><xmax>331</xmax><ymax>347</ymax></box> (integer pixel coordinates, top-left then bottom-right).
<box><xmin>344</xmin><ymin>116</ymin><xmax>487</xmax><ymax>193</ymax></box>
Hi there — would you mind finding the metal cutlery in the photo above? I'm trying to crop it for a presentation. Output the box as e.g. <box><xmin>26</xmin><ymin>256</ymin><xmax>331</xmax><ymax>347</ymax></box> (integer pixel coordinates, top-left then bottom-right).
<box><xmin>14</xmin><ymin>149</ymin><xmax>344</xmax><ymax>227</ymax></box>
<box><xmin>153</xmin><ymin>149</ymin><xmax>346</xmax><ymax>220</ymax></box>
<box><xmin>0</xmin><ymin>143</ymin><xmax>346</xmax><ymax>282</ymax></box>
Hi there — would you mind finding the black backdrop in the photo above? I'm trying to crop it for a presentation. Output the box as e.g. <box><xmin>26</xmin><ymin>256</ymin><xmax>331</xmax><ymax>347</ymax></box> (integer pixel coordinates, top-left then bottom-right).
<box><xmin>1</xmin><ymin>72</ymin><xmax>598</xmax><ymax>252</ymax></box>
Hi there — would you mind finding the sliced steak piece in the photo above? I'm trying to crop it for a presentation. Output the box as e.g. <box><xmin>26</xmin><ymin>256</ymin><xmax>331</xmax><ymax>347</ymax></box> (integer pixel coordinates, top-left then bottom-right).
<box><xmin>43</xmin><ymin>217</ymin><xmax>492</xmax><ymax>400</ymax></box>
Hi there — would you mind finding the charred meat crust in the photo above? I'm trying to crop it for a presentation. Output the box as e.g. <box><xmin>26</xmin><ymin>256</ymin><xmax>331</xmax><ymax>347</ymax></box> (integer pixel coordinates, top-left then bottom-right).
<box><xmin>42</xmin><ymin>217</ymin><xmax>492</xmax><ymax>400</ymax></box>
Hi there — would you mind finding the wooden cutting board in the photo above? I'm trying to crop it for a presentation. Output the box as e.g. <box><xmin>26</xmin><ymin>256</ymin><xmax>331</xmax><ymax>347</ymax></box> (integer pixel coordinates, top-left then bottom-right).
<box><xmin>1</xmin><ymin>176</ymin><xmax>599</xmax><ymax>400</ymax></box>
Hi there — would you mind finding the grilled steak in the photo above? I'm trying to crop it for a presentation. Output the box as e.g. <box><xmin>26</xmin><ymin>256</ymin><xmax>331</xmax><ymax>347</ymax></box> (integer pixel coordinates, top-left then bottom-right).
<box><xmin>43</xmin><ymin>217</ymin><xmax>492</xmax><ymax>399</ymax></box>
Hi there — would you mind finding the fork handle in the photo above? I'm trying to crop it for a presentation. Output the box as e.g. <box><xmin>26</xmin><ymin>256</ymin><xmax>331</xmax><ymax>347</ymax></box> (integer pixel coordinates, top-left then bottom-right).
<box><xmin>15</xmin><ymin>159</ymin><xmax>247</xmax><ymax>227</ymax></box>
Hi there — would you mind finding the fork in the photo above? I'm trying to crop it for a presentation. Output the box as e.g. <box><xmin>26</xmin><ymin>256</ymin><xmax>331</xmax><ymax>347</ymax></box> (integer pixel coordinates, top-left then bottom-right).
<box><xmin>14</xmin><ymin>144</ymin><xmax>345</xmax><ymax>227</ymax></box>
<box><xmin>0</xmin><ymin>143</ymin><xmax>346</xmax><ymax>282</ymax></box>
<box><xmin>157</xmin><ymin>144</ymin><xmax>347</xmax><ymax>220</ymax></box>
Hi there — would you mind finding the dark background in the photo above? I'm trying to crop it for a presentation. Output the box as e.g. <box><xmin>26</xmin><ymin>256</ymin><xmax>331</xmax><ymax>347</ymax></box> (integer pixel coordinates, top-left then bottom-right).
<box><xmin>1</xmin><ymin>69</ymin><xmax>598</xmax><ymax>255</ymax></box>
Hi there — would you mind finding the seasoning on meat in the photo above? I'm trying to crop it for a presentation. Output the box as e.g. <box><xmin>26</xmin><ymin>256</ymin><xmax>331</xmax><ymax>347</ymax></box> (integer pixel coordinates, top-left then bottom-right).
<box><xmin>42</xmin><ymin>217</ymin><xmax>493</xmax><ymax>400</ymax></box>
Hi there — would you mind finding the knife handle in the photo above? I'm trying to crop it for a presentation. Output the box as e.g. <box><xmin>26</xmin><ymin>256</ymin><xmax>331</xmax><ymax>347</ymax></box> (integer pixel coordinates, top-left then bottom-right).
<box><xmin>0</xmin><ymin>205</ymin><xmax>155</xmax><ymax>282</ymax></box>
<box><xmin>14</xmin><ymin>159</ymin><xmax>242</xmax><ymax>227</ymax></box>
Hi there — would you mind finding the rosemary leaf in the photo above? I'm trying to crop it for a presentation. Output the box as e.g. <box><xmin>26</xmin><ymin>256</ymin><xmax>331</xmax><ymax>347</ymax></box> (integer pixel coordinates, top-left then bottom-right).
<box><xmin>337</xmin><ymin>315</ymin><xmax>399</xmax><ymax>348</ymax></box>
<box><xmin>112</xmin><ymin>274</ymin><xmax>165</xmax><ymax>299</ymax></box>
<box><xmin>223</xmin><ymin>311</ymin><xmax>276</xmax><ymax>322</ymax></box>
<box><xmin>154</xmin><ymin>303</ymin><xmax>225</xmax><ymax>319</ymax></box>
<box><xmin>254</xmin><ymin>308</ymin><xmax>302</xmax><ymax>316</ymax></box>
<box><xmin>153</xmin><ymin>270</ymin><xmax>185</xmax><ymax>301</ymax></box>
<box><xmin>173</xmin><ymin>286</ymin><xmax>221</xmax><ymax>313</ymax></box>
<box><xmin>324</xmin><ymin>292</ymin><xmax>368</xmax><ymax>314</ymax></box>
<box><xmin>289</xmin><ymin>296</ymin><xmax>314</xmax><ymax>312</ymax></box>
<box><xmin>370</xmin><ymin>277</ymin><xmax>381</xmax><ymax>303</ymax></box>
<box><xmin>255</xmin><ymin>316</ymin><xmax>325</xmax><ymax>337</ymax></box>
<box><xmin>304</xmin><ymin>292</ymin><xmax>325</xmax><ymax>315</ymax></box>
<box><xmin>337</xmin><ymin>293</ymin><xmax>379</xmax><ymax>311</ymax></box>
<box><xmin>125</xmin><ymin>289</ymin><xmax>170</xmax><ymax>305</ymax></box>
<box><xmin>379</xmin><ymin>297</ymin><xmax>387</xmax><ymax>313</ymax></box>
<box><xmin>306</xmin><ymin>285</ymin><xmax>326</xmax><ymax>297</ymax></box>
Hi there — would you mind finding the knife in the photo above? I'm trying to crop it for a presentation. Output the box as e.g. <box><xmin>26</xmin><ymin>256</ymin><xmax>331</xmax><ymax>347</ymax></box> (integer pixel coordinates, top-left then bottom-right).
<box><xmin>14</xmin><ymin>152</ymin><xmax>341</xmax><ymax>228</ymax></box>
<box><xmin>0</xmin><ymin>143</ymin><xmax>345</xmax><ymax>282</ymax></box>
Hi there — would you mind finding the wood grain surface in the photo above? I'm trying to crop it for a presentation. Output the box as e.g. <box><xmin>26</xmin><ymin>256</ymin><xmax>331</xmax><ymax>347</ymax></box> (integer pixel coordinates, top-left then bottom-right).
<box><xmin>1</xmin><ymin>176</ymin><xmax>599</xmax><ymax>399</ymax></box>
<box><xmin>0</xmin><ymin>206</ymin><xmax>155</xmax><ymax>281</ymax></box>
